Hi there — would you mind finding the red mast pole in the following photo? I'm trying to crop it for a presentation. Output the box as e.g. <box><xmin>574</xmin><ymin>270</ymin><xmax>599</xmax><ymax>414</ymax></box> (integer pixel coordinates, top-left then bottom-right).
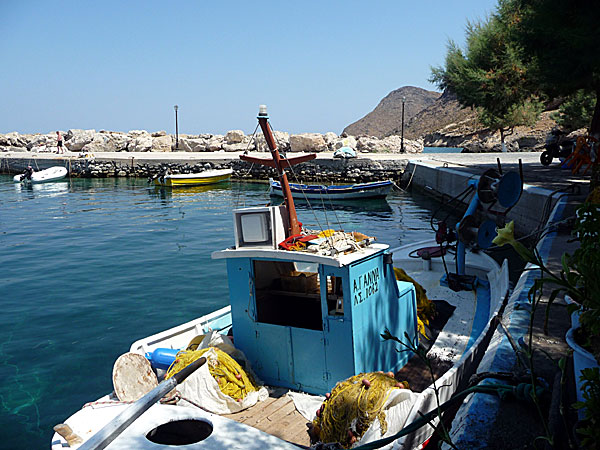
<box><xmin>240</xmin><ymin>106</ymin><xmax>316</xmax><ymax>237</ymax></box>
<box><xmin>257</xmin><ymin>115</ymin><xmax>301</xmax><ymax>236</ymax></box>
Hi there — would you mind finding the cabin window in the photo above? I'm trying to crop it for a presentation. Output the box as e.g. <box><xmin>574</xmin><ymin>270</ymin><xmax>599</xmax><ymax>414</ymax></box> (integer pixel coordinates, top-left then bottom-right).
<box><xmin>253</xmin><ymin>260</ymin><xmax>323</xmax><ymax>331</ymax></box>
<box><xmin>326</xmin><ymin>276</ymin><xmax>344</xmax><ymax>316</ymax></box>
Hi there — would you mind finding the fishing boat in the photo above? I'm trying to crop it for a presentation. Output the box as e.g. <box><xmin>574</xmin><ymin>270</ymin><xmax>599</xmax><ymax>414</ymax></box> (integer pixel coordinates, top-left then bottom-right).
<box><xmin>13</xmin><ymin>166</ymin><xmax>67</xmax><ymax>183</ymax></box>
<box><xmin>51</xmin><ymin>106</ymin><xmax>522</xmax><ymax>450</ymax></box>
<box><xmin>153</xmin><ymin>168</ymin><xmax>233</xmax><ymax>187</ymax></box>
<box><xmin>269</xmin><ymin>178</ymin><xmax>393</xmax><ymax>200</ymax></box>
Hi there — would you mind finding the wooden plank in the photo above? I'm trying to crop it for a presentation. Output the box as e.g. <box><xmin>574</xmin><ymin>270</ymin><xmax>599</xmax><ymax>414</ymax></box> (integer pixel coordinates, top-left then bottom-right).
<box><xmin>281</xmin><ymin>412</ymin><xmax>311</xmax><ymax>444</ymax></box>
<box><xmin>254</xmin><ymin>396</ymin><xmax>291</xmax><ymax>425</ymax></box>
<box><xmin>223</xmin><ymin>395</ymin><xmax>279</xmax><ymax>424</ymax></box>
<box><xmin>260</xmin><ymin>408</ymin><xmax>310</xmax><ymax>446</ymax></box>
<box><xmin>261</xmin><ymin>400</ymin><xmax>296</xmax><ymax>424</ymax></box>
<box><xmin>223</xmin><ymin>393</ymin><xmax>311</xmax><ymax>447</ymax></box>
<box><xmin>225</xmin><ymin>395</ymin><xmax>288</xmax><ymax>427</ymax></box>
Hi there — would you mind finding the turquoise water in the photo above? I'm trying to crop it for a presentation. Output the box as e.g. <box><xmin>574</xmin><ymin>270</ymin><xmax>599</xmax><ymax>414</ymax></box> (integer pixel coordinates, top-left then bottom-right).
<box><xmin>0</xmin><ymin>176</ymin><xmax>455</xmax><ymax>449</ymax></box>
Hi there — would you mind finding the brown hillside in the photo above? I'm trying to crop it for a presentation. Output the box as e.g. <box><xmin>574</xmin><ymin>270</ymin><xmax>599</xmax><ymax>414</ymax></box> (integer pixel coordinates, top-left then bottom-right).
<box><xmin>343</xmin><ymin>86</ymin><xmax>440</xmax><ymax>138</ymax></box>
<box><xmin>391</xmin><ymin>90</ymin><xmax>480</xmax><ymax>139</ymax></box>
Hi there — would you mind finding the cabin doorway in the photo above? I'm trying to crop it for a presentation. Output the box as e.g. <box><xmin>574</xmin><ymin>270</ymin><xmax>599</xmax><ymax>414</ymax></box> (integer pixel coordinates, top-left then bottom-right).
<box><xmin>252</xmin><ymin>260</ymin><xmax>327</xmax><ymax>392</ymax></box>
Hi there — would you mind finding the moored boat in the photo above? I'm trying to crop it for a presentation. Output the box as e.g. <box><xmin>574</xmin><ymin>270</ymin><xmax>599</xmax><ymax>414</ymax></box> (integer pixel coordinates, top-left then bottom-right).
<box><xmin>13</xmin><ymin>166</ymin><xmax>67</xmax><ymax>183</ymax></box>
<box><xmin>269</xmin><ymin>178</ymin><xmax>393</xmax><ymax>200</ymax></box>
<box><xmin>51</xmin><ymin>106</ymin><xmax>522</xmax><ymax>450</ymax></box>
<box><xmin>153</xmin><ymin>168</ymin><xmax>233</xmax><ymax>187</ymax></box>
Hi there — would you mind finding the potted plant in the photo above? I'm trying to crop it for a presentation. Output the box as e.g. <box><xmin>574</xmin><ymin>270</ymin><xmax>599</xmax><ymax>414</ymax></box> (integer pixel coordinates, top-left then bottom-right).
<box><xmin>563</xmin><ymin>200</ymin><xmax>600</xmax><ymax>401</ymax></box>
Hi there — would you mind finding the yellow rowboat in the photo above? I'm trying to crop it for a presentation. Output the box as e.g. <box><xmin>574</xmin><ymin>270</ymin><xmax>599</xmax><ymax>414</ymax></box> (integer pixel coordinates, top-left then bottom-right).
<box><xmin>153</xmin><ymin>168</ymin><xmax>233</xmax><ymax>187</ymax></box>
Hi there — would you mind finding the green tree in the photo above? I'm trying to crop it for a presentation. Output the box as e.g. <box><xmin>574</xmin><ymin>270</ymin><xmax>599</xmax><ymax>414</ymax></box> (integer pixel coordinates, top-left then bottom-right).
<box><xmin>430</xmin><ymin>15</ymin><xmax>542</xmax><ymax>150</ymax></box>
<box><xmin>499</xmin><ymin>0</ymin><xmax>600</xmax><ymax>186</ymax></box>
<box><xmin>552</xmin><ymin>90</ymin><xmax>596</xmax><ymax>132</ymax></box>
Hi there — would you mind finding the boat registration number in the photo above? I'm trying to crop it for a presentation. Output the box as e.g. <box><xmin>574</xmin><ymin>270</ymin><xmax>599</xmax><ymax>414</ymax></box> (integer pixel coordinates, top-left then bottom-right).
<box><xmin>353</xmin><ymin>267</ymin><xmax>380</xmax><ymax>305</ymax></box>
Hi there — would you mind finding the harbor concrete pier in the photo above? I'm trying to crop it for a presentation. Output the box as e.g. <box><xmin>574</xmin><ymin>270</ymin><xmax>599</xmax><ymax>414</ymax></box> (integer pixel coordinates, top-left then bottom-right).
<box><xmin>404</xmin><ymin>153</ymin><xmax>589</xmax><ymax>236</ymax></box>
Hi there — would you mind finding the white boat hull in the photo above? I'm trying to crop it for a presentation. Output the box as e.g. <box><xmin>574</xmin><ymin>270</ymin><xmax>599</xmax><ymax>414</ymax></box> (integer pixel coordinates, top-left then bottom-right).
<box><xmin>14</xmin><ymin>166</ymin><xmax>67</xmax><ymax>183</ymax></box>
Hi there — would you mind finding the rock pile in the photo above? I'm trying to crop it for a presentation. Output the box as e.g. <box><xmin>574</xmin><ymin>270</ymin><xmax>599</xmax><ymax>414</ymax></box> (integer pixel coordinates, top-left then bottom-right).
<box><xmin>0</xmin><ymin>129</ymin><xmax>423</xmax><ymax>155</ymax></box>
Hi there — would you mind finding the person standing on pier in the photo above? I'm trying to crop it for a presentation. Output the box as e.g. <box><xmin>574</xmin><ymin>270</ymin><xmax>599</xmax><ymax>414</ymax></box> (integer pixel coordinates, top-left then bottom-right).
<box><xmin>56</xmin><ymin>131</ymin><xmax>64</xmax><ymax>154</ymax></box>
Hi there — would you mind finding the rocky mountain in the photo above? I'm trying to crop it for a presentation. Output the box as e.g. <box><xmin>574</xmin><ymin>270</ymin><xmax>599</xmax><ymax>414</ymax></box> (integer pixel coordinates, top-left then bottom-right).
<box><xmin>343</xmin><ymin>86</ymin><xmax>440</xmax><ymax>138</ymax></box>
<box><xmin>390</xmin><ymin>90</ymin><xmax>480</xmax><ymax>140</ymax></box>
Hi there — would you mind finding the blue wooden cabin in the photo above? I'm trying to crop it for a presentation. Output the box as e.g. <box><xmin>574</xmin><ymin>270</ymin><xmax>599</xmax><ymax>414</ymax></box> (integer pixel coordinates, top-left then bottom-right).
<box><xmin>213</xmin><ymin>206</ymin><xmax>418</xmax><ymax>395</ymax></box>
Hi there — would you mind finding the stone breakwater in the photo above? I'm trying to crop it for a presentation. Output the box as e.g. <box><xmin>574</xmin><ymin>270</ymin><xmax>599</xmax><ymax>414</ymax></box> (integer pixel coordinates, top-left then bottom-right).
<box><xmin>0</xmin><ymin>128</ymin><xmax>423</xmax><ymax>155</ymax></box>
<box><xmin>0</xmin><ymin>153</ymin><xmax>409</xmax><ymax>183</ymax></box>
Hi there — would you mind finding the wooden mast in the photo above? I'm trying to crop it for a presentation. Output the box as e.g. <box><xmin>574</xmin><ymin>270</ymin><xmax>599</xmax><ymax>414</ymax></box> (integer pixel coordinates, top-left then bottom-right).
<box><xmin>240</xmin><ymin>105</ymin><xmax>316</xmax><ymax>236</ymax></box>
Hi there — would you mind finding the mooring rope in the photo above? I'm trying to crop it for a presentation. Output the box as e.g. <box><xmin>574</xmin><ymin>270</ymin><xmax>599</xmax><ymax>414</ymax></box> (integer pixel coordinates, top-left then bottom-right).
<box><xmin>234</xmin><ymin>123</ymin><xmax>260</xmax><ymax>209</ymax></box>
<box><xmin>266</xmin><ymin>120</ymin><xmax>332</xmax><ymax>244</ymax></box>
<box><xmin>391</xmin><ymin>163</ymin><xmax>417</xmax><ymax>193</ymax></box>
<box><xmin>314</xmin><ymin>167</ymin><xmax>348</xmax><ymax>245</ymax></box>
<box><xmin>283</xmin><ymin>155</ymin><xmax>333</xmax><ymax>246</ymax></box>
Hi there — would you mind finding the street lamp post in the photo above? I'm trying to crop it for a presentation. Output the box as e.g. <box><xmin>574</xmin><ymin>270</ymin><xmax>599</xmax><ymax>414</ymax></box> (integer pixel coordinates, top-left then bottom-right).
<box><xmin>401</xmin><ymin>96</ymin><xmax>406</xmax><ymax>153</ymax></box>
<box><xmin>174</xmin><ymin>105</ymin><xmax>179</xmax><ymax>151</ymax></box>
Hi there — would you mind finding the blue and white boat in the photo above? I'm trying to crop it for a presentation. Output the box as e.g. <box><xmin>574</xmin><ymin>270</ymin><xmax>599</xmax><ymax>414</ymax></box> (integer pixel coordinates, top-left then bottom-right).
<box><xmin>51</xmin><ymin>106</ymin><xmax>521</xmax><ymax>450</ymax></box>
<box><xmin>269</xmin><ymin>178</ymin><xmax>394</xmax><ymax>200</ymax></box>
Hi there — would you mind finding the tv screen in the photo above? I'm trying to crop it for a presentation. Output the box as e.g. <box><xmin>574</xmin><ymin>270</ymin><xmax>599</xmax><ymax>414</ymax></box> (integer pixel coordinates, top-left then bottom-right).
<box><xmin>240</xmin><ymin>213</ymin><xmax>270</xmax><ymax>243</ymax></box>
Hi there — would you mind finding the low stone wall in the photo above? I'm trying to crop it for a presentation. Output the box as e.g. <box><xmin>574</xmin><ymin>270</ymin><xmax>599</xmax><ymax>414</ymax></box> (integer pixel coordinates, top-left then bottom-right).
<box><xmin>232</xmin><ymin>158</ymin><xmax>406</xmax><ymax>182</ymax></box>
<box><xmin>1</xmin><ymin>155</ymin><xmax>408</xmax><ymax>183</ymax></box>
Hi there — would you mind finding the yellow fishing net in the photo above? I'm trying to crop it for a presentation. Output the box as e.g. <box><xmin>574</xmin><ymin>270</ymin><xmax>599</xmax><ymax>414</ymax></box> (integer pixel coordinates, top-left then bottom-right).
<box><xmin>394</xmin><ymin>267</ymin><xmax>435</xmax><ymax>338</ymax></box>
<box><xmin>165</xmin><ymin>347</ymin><xmax>258</xmax><ymax>401</ymax></box>
<box><xmin>311</xmin><ymin>372</ymin><xmax>410</xmax><ymax>448</ymax></box>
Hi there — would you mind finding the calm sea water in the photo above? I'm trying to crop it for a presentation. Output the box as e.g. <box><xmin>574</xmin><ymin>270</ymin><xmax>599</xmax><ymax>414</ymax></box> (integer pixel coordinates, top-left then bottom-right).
<box><xmin>0</xmin><ymin>175</ymin><xmax>457</xmax><ymax>449</ymax></box>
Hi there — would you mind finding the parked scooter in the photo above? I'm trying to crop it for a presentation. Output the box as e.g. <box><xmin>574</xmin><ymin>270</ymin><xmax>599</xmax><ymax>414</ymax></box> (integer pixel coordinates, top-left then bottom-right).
<box><xmin>540</xmin><ymin>129</ymin><xmax>574</xmax><ymax>166</ymax></box>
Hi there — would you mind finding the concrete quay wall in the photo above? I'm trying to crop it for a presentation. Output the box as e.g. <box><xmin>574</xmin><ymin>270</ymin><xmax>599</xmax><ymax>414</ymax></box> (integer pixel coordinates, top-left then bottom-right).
<box><xmin>404</xmin><ymin>159</ymin><xmax>558</xmax><ymax>237</ymax></box>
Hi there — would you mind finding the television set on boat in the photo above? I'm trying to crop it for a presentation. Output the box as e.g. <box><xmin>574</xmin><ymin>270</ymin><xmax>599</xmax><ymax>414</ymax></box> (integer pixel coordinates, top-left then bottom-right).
<box><xmin>233</xmin><ymin>206</ymin><xmax>288</xmax><ymax>249</ymax></box>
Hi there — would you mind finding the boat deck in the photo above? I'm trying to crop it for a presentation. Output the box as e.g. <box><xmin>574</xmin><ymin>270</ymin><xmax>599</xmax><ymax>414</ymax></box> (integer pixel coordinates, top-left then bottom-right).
<box><xmin>223</xmin><ymin>388</ymin><xmax>311</xmax><ymax>447</ymax></box>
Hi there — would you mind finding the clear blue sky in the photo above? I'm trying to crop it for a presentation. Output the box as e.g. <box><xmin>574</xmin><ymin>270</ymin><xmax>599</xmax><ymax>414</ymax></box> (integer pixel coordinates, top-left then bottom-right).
<box><xmin>1</xmin><ymin>1</ymin><xmax>497</xmax><ymax>136</ymax></box>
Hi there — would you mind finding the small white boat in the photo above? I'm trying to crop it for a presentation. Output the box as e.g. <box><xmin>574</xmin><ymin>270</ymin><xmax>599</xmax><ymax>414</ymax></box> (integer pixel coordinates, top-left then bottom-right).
<box><xmin>13</xmin><ymin>166</ymin><xmax>67</xmax><ymax>183</ymax></box>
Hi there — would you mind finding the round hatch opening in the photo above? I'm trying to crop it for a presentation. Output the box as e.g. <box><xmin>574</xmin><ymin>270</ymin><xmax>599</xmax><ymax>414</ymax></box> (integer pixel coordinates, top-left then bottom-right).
<box><xmin>146</xmin><ymin>419</ymin><xmax>213</xmax><ymax>445</ymax></box>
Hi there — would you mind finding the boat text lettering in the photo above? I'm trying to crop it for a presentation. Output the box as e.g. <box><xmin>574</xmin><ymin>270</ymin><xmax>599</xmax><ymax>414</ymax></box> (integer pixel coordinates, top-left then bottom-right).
<box><xmin>353</xmin><ymin>267</ymin><xmax>380</xmax><ymax>305</ymax></box>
